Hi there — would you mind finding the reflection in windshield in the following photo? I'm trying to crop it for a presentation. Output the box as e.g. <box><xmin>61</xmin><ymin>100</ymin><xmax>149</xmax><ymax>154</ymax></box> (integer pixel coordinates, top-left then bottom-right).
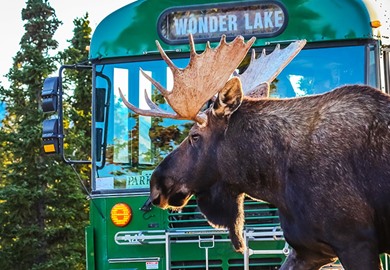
<box><xmin>94</xmin><ymin>45</ymin><xmax>365</xmax><ymax>191</ymax></box>
<box><xmin>95</xmin><ymin>59</ymin><xmax>191</xmax><ymax>190</ymax></box>
<box><xmin>269</xmin><ymin>46</ymin><xmax>364</xmax><ymax>98</ymax></box>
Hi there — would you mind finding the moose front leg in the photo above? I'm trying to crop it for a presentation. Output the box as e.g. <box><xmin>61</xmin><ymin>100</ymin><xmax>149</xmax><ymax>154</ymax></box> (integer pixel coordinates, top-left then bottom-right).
<box><xmin>280</xmin><ymin>249</ymin><xmax>336</xmax><ymax>270</ymax></box>
<box><xmin>335</xmin><ymin>242</ymin><xmax>382</xmax><ymax>270</ymax></box>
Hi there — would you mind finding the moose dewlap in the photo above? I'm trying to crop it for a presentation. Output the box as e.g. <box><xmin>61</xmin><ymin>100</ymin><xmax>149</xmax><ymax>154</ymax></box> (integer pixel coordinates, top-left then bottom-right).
<box><xmin>120</xmin><ymin>35</ymin><xmax>390</xmax><ymax>270</ymax></box>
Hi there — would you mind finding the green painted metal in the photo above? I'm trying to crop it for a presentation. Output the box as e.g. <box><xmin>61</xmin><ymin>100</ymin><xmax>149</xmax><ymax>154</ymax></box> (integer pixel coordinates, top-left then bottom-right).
<box><xmin>85</xmin><ymin>225</ymin><xmax>95</xmax><ymax>270</ymax></box>
<box><xmin>89</xmin><ymin>0</ymin><xmax>375</xmax><ymax>60</ymax></box>
<box><xmin>87</xmin><ymin>196</ymin><xmax>162</xmax><ymax>269</ymax></box>
<box><xmin>87</xmin><ymin>195</ymin><xmax>286</xmax><ymax>269</ymax></box>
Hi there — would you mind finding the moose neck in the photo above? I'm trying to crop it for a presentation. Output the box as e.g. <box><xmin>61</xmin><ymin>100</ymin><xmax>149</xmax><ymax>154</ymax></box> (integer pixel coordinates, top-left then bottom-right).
<box><xmin>219</xmin><ymin>97</ymin><xmax>310</xmax><ymax>212</ymax></box>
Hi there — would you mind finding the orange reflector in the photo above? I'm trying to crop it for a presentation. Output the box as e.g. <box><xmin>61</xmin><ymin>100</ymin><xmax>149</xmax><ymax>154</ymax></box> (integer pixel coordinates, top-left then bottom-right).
<box><xmin>110</xmin><ymin>203</ymin><xmax>132</xmax><ymax>227</ymax></box>
<box><xmin>371</xmin><ymin>20</ymin><xmax>381</xmax><ymax>28</ymax></box>
<box><xmin>43</xmin><ymin>144</ymin><xmax>56</xmax><ymax>153</ymax></box>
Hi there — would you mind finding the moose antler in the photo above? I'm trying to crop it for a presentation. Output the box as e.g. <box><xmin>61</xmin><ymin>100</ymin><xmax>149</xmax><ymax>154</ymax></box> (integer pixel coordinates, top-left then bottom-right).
<box><xmin>120</xmin><ymin>34</ymin><xmax>255</xmax><ymax>124</ymax></box>
<box><xmin>239</xmin><ymin>40</ymin><xmax>307</xmax><ymax>97</ymax></box>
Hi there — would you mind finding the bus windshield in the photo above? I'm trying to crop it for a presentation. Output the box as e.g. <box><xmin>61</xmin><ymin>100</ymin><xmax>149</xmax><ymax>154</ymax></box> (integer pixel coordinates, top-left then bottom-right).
<box><xmin>94</xmin><ymin>44</ymin><xmax>365</xmax><ymax>192</ymax></box>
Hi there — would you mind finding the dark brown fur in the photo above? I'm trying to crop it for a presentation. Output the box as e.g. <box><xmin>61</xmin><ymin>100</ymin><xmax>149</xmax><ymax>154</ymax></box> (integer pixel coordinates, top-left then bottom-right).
<box><xmin>150</xmin><ymin>83</ymin><xmax>390</xmax><ymax>269</ymax></box>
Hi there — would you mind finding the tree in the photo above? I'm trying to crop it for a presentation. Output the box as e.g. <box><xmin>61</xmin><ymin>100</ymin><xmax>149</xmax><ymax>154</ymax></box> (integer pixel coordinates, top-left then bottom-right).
<box><xmin>59</xmin><ymin>13</ymin><xmax>93</xmax><ymax>188</ymax></box>
<box><xmin>0</xmin><ymin>1</ymin><xmax>87</xmax><ymax>269</ymax></box>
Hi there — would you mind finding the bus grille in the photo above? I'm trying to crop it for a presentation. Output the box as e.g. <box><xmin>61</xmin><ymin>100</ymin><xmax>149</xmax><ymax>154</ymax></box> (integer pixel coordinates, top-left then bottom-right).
<box><xmin>171</xmin><ymin>260</ymin><xmax>222</xmax><ymax>269</ymax></box>
<box><xmin>168</xmin><ymin>198</ymin><xmax>280</xmax><ymax>229</ymax></box>
<box><xmin>170</xmin><ymin>258</ymin><xmax>282</xmax><ymax>270</ymax></box>
<box><xmin>228</xmin><ymin>258</ymin><xmax>283</xmax><ymax>269</ymax></box>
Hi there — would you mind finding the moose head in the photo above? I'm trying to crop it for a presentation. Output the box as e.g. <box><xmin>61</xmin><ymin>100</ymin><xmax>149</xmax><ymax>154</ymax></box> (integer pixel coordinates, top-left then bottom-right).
<box><xmin>120</xmin><ymin>35</ymin><xmax>305</xmax><ymax>252</ymax></box>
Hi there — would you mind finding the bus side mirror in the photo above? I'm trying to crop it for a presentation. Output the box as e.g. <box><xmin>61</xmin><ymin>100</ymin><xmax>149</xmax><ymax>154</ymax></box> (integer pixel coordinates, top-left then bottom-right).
<box><xmin>40</xmin><ymin>64</ymin><xmax>92</xmax><ymax>163</ymax></box>
<box><xmin>42</xmin><ymin>118</ymin><xmax>60</xmax><ymax>154</ymax></box>
<box><xmin>41</xmin><ymin>77</ymin><xmax>59</xmax><ymax>113</ymax></box>
<box><xmin>41</xmin><ymin>77</ymin><xmax>61</xmax><ymax>154</ymax></box>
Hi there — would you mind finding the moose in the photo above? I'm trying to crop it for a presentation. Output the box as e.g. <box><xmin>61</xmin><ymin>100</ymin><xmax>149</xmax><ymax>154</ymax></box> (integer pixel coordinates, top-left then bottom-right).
<box><xmin>120</xmin><ymin>35</ymin><xmax>390</xmax><ymax>269</ymax></box>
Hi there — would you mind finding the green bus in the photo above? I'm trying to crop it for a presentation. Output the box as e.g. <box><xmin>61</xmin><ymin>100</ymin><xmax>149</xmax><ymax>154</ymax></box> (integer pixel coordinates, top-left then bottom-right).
<box><xmin>41</xmin><ymin>0</ymin><xmax>390</xmax><ymax>269</ymax></box>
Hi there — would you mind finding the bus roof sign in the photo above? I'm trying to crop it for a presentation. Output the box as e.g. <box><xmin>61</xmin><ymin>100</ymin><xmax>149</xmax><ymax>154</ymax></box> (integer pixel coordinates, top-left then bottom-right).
<box><xmin>90</xmin><ymin>0</ymin><xmax>379</xmax><ymax>60</ymax></box>
<box><xmin>158</xmin><ymin>1</ymin><xmax>288</xmax><ymax>44</ymax></box>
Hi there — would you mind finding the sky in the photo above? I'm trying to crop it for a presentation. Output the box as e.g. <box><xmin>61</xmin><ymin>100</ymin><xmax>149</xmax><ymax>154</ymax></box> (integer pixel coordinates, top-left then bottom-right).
<box><xmin>0</xmin><ymin>0</ymin><xmax>134</xmax><ymax>88</ymax></box>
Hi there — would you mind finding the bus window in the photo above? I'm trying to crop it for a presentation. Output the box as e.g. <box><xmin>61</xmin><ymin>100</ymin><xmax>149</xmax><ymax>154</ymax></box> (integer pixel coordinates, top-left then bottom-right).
<box><xmin>112</xmin><ymin>68</ymin><xmax>130</xmax><ymax>164</ymax></box>
<box><xmin>95</xmin><ymin>58</ymin><xmax>191</xmax><ymax>191</ymax></box>
<box><xmin>384</xmin><ymin>49</ymin><xmax>390</xmax><ymax>94</ymax></box>
<box><xmin>269</xmin><ymin>45</ymin><xmax>365</xmax><ymax>98</ymax></box>
<box><xmin>94</xmin><ymin>45</ymin><xmax>367</xmax><ymax>192</ymax></box>
<box><xmin>368</xmin><ymin>44</ymin><xmax>380</xmax><ymax>87</ymax></box>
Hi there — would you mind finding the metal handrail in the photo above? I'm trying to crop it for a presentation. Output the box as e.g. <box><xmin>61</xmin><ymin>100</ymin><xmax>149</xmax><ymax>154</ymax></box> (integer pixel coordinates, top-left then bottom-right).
<box><xmin>114</xmin><ymin>226</ymin><xmax>288</xmax><ymax>269</ymax></box>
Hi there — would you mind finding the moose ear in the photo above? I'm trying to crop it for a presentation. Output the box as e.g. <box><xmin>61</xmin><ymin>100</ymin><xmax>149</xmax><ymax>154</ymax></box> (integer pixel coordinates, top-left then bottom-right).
<box><xmin>246</xmin><ymin>82</ymin><xmax>270</xmax><ymax>98</ymax></box>
<box><xmin>212</xmin><ymin>77</ymin><xmax>244</xmax><ymax>118</ymax></box>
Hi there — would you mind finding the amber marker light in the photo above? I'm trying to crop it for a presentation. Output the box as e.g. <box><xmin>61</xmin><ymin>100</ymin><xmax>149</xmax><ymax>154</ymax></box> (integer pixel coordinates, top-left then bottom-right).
<box><xmin>43</xmin><ymin>143</ymin><xmax>56</xmax><ymax>153</ymax></box>
<box><xmin>110</xmin><ymin>203</ymin><xmax>132</xmax><ymax>227</ymax></box>
<box><xmin>371</xmin><ymin>20</ymin><xmax>381</xmax><ymax>28</ymax></box>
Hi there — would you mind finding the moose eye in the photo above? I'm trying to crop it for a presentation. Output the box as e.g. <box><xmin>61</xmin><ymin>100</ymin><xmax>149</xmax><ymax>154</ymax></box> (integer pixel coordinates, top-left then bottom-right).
<box><xmin>190</xmin><ymin>134</ymin><xmax>200</xmax><ymax>144</ymax></box>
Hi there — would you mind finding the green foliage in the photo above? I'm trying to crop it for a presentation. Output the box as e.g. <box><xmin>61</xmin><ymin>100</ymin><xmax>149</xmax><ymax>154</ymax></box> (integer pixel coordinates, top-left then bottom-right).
<box><xmin>60</xmin><ymin>14</ymin><xmax>92</xmax><ymax>163</ymax></box>
<box><xmin>59</xmin><ymin>13</ymin><xmax>93</xmax><ymax>191</ymax></box>
<box><xmin>0</xmin><ymin>1</ymin><xmax>91</xmax><ymax>269</ymax></box>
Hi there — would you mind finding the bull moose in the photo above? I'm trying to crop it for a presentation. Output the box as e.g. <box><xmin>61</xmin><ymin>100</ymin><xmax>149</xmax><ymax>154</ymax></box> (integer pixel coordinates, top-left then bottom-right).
<box><xmin>120</xmin><ymin>35</ymin><xmax>390</xmax><ymax>269</ymax></box>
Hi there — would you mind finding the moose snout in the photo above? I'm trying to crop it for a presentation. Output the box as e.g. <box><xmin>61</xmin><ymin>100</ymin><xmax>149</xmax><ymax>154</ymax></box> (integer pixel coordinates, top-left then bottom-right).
<box><xmin>149</xmin><ymin>179</ymin><xmax>162</xmax><ymax>206</ymax></box>
<box><xmin>149</xmin><ymin>165</ymin><xmax>192</xmax><ymax>209</ymax></box>
<box><xmin>149</xmin><ymin>170</ymin><xmax>169</xmax><ymax>208</ymax></box>
<box><xmin>150</xmin><ymin>191</ymin><xmax>161</xmax><ymax>206</ymax></box>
